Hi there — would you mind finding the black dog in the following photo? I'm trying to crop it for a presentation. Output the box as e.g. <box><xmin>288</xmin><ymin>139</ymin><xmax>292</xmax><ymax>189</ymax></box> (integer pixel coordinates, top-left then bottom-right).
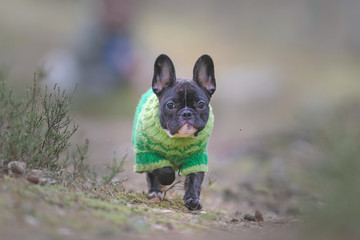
<box><xmin>132</xmin><ymin>54</ymin><xmax>216</xmax><ymax>210</ymax></box>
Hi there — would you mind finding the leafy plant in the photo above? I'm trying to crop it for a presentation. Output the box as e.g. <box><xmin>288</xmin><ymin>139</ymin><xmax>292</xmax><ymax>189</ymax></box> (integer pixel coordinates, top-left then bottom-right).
<box><xmin>0</xmin><ymin>73</ymin><xmax>78</xmax><ymax>172</ymax></box>
<box><xmin>0</xmin><ymin>71</ymin><xmax>128</xmax><ymax>186</ymax></box>
<box><xmin>102</xmin><ymin>152</ymin><xmax>127</xmax><ymax>185</ymax></box>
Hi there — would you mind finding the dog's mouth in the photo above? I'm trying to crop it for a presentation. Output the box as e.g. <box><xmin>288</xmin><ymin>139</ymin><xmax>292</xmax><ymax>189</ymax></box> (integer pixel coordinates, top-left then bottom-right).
<box><xmin>164</xmin><ymin>124</ymin><xmax>198</xmax><ymax>138</ymax></box>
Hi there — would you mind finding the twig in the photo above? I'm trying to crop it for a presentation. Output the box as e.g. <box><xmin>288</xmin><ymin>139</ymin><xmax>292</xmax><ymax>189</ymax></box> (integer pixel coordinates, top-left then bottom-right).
<box><xmin>161</xmin><ymin>180</ymin><xmax>182</xmax><ymax>201</ymax></box>
<box><xmin>107</xmin><ymin>188</ymin><xmax>115</xmax><ymax>198</ymax></box>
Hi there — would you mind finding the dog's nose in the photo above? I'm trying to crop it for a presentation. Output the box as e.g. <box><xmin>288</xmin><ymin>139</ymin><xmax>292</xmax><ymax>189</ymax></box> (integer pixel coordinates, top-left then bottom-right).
<box><xmin>182</xmin><ymin>110</ymin><xmax>193</xmax><ymax>120</ymax></box>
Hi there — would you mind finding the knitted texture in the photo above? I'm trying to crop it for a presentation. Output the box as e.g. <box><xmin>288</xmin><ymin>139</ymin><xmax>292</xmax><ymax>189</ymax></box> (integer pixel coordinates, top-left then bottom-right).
<box><xmin>132</xmin><ymin>88</ymin><xmax>214</xmax><ymax>176</ymax></box>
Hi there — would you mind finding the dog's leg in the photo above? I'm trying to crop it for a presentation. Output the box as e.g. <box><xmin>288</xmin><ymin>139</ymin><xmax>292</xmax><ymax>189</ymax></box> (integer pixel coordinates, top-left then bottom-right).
<box><xmin>183</xmin><ymin>172</ymin><xmax>204</xmax><ymax>210</ymax></box>
<box><xmin>146</xmin><ymin>167</ymin><xmax>175</xmax><ymax>198</ymax></box>
<box><xmin>146</xmin><ymin>172</ymin><xmax>162</xmax><ymax>198</ymax></box>
<box><xmin>152</xmin><ymin>167</ymin><xmax>175</xmax><ymax>185</ymax></box>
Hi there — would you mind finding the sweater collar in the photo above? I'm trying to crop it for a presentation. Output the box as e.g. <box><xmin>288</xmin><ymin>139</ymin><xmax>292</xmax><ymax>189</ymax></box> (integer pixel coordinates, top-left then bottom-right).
<box><xmin>141</xmin><ymin>93</ymin><xmax>214</xmax><ymax>146</ymax></box>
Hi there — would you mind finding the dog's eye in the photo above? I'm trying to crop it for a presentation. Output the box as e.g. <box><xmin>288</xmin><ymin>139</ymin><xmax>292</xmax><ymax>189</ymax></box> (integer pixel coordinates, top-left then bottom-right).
<box><xmin>198</xmin><ymin>101</ymin><xmax>206</xmax><ymax>109</ymax></box>
<box><xmin>167</xmin><ymin>102</ymin><xmax>175</xmax><ymax>109</ymax></box>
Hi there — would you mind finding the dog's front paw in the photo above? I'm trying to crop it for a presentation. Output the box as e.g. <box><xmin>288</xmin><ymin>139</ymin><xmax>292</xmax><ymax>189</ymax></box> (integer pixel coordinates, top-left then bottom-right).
<box><xmin>147</xmin><ymin>191</ymin><xmax>162</xmax><ymax>199</ymax></box>
<box><xmin>184</xmin><ymin>197</ymin><xmax>202</xmax><ymax>210</ymax></box>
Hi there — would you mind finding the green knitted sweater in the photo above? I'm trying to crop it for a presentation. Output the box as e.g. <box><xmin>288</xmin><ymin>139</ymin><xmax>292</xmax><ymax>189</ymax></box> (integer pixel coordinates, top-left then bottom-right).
<box><xmin>132</xmin><ymin>89</ymin><xmax>214</xmax><ymax>176</ymax></box>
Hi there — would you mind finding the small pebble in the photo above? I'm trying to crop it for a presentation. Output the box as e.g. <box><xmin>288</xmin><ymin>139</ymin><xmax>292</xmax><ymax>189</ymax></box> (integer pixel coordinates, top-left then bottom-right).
<box><xmin>8</xmin><ymin>161</ymin><xmax>26</xmax><ymax>177</ymax></box>
<box><xmin>26</xmin><ymin>169</ymin><xmax>43</xmax><ymax>184</ymax></box>
<box><xmin>39</xmin><ymin>177</ymin><xmax>57</xmax><ymax>185</ymax></box>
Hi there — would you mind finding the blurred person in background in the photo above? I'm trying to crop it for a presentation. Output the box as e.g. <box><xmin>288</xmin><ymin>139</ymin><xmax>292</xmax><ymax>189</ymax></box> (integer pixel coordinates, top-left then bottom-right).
<box><xmin>43</xmin><ymin>0</ymin><xmax>137</xmax><ymax>94</ymax></box>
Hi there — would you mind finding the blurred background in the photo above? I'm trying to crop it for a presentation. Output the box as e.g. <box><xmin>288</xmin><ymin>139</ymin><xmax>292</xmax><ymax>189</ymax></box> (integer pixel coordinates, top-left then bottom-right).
<box><xmin>1</xmin><ymin>0</ymin><xmax>360</xmax><ymax>238</ymax></box>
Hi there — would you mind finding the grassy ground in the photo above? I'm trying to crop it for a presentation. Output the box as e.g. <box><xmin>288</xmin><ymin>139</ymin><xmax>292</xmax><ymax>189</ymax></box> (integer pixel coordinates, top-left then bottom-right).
<box><xmin>0</xmin><ymin>175</ymin><xmax>295</xmax><ymax>240</ymax></box>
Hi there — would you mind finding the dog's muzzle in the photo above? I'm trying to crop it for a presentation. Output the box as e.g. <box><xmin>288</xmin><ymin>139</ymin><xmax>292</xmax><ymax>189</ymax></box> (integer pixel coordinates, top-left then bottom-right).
<box><xmin>164</xmin><ymin>124</ymin><xmax>198</xmax><ymax>138</ymax></box>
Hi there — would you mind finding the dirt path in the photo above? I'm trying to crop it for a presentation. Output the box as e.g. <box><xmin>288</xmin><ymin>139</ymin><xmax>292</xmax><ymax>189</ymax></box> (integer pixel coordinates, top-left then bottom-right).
<box><xmin>0</xmin><ymin>175</ymin><xmax>297</xmax><ymax>240</ymax></box>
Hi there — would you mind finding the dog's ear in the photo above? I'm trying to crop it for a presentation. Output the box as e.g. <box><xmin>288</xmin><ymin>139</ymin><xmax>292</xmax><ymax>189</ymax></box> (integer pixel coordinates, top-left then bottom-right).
<box><xmin>193</xmin><ymin>55</ymin><xmax>216</xmax><ymax>97</ymax></box>
<box><xmin>152</xmin><ymin>54</ymin><xmax>176</xmax><ymax>96</ymax></box>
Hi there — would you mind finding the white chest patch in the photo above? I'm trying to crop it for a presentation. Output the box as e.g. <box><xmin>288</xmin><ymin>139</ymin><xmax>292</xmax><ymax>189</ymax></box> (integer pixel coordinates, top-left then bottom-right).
<box><xmin>164</xmin><ymin>124</ymin><xmax>197</xmax><ymax>138</ymax></box>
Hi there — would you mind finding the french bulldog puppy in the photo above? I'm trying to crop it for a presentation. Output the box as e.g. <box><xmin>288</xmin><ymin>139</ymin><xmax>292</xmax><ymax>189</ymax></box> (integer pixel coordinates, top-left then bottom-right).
<box><xmin>132</xmin><ymin>54</ymin><xmax>216</xmax><ymax>210</ymax></box>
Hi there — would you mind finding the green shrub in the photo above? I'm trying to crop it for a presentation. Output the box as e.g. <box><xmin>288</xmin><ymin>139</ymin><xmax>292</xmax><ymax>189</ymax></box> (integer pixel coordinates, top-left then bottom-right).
<box><xmin>0</xmin><ymin>72</ymin><xmax>127</xmax><ymax>185</ymax></box>
<box><xmin>0</xmin><ymin>73</ymin><xmax>78</xmax><ymax>172</ymax></box>
<box><xmin>102</xmin><ymin>152</ymin><xmax>127</xmax><ymax>184</ymax></box>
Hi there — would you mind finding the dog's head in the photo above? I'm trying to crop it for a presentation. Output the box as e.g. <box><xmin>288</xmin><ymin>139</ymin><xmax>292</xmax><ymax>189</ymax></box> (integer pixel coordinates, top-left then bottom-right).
<box><xmin>152</xmin><ymin>54</ymin><xmax>216</xmax><ymax>138</ymax></box>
